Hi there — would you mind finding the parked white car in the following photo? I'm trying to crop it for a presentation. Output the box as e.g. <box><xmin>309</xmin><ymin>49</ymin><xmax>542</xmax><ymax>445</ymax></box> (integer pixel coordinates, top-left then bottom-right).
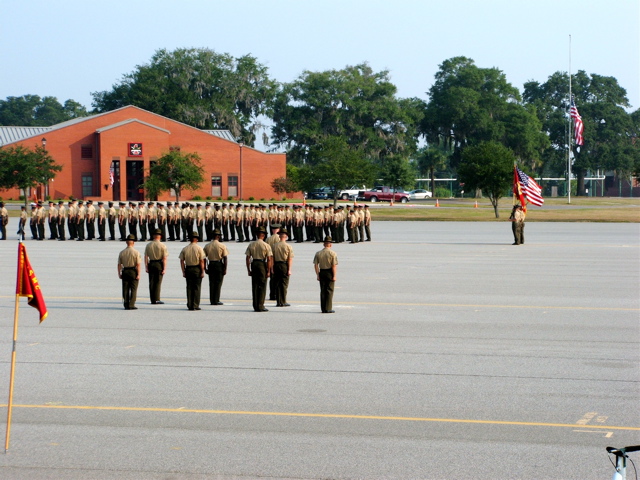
<box><xmin>409</xmin><ymin>189</ymin><xmax>432</xmax><ymax>199</ymax></box>
<box><xmin>338</xmin><ymin>185</ymin><xmax>368</xmax><ymax>200</ymax></box>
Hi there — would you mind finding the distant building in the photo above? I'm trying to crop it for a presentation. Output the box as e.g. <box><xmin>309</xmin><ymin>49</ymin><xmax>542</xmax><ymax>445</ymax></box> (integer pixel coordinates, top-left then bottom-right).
<box><xmin>0</xmin><ymin>105</ymin><xmax>286</xmax><ymax>202</ymax></box>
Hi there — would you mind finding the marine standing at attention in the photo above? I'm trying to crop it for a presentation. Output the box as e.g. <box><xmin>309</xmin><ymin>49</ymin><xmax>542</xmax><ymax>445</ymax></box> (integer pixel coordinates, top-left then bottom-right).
<box><xmin>203</xmin><ymin>228</ymin><xmax>228</xmax><ymax>305</ymax></box>
<box><xmin>313</xmin><ymin>236</ymin><xmax>338</xmax><ymax>313</ymax></box>
<box><xmin>0</xmin><ymin>202</ymin><xmax>7</xmax><ymax>240</ymax></box>
<box><xmin>245</xmin><ymin>226</ymin><xmax>273</xmax><ymax>312</ymax></box>
<box><xmin>179</xmin><ymin>231</ymin><xmax>206</xmax><ymax>310</ymax></box>
<box><xmin>117</xmin><ymin>234</ymin><xmax>141</xmax><ymax>310</ymax></box>
<box><xmin>272</xmin><ymin>228</ymin><xmax>294</xmax><ymax>307</ymax></box>
<box><xmin>509</xmin><ymin>204</ymin><xmax>526</xmax><ymax>245</ymax></box>
<box><xmin>145</xmin><ymin>229</ymin><xmax>168</xmax><ymax>304</ymax></box>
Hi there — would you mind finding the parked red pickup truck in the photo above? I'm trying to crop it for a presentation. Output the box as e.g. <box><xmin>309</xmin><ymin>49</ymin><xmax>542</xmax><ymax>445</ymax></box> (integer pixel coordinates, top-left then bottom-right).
<box><xmin>359</xmin><ymin>186</ymin><xmax>410</xmax><ymax>203</ymax></box>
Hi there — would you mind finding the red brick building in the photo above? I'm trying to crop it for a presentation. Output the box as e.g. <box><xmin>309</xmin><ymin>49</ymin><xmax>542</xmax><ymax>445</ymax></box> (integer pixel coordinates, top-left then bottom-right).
<box><xmin>0</xmin><ymin>106</ymin><xmax>287</xmax><ymax>202</ymax></box>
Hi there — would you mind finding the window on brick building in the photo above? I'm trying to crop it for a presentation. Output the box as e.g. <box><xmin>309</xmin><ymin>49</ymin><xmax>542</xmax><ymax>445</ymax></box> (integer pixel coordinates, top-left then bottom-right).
<box><xmin>211</xmin><ymin>175</ymin><xmax>222</xmax><ymax>197</ymax></box>
<box><xmin>228</xmin><ymin>175</ymin><xmax>238</xmax><ymax>197</ymax></box>
<box><xmin>82</xmin><ymin>173</ymin><xmax>93</xmax><ymax>197</ymax></box>
<box><xmin>81</xmin><ymin>145</ymin><xmax>93</xmax><ymax>159</ymax></box>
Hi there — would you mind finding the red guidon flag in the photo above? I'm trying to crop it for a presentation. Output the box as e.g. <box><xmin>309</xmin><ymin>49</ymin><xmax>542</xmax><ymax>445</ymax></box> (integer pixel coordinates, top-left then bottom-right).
<box><xmin>16</xmin><ymin>243</ymin><xmax>48</xmax><ymax>323</ymax></box>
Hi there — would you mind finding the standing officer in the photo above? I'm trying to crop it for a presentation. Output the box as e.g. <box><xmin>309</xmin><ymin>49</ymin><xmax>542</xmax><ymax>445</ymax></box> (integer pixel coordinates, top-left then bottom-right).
<box><xmin>313</xmin><ymin>236</ymin><xmax>338</xmax><ymax>313</ymax></box>
<box><xmin>117</xmin><ymin>234</ymin><xmax>141</xmax><ymax>310</ymax></box>
<box><xmin>363</xmin><ymin>205</ymin><xmax>372</xmax><ymax>241</ymax></box>
<box><xmin>266</xmin><ymin>224</ymin><xmax>281</xmax><ymax>301</ymax></box>
<box><xmin>29</xmin><ymin>204</ymin><xmax>38</xmax><ymax>239</ymax></box>
<box><xmin>57</xmin><ymin>200</ymin><xmax>67</xmax><ymax>240</ymax></box>
<box><xmin>157</xmin><ymin>203</ymin><xmax>167</xmax><ymax>241</ymax></box>
<box><xmin>67</xmin><ymin>200</ymin><xmax>77</xmax><ymax>240</ymax></box>
<box><xmin>147</xmin><ymin>201</ymin><xmax>157</xmax><ymax>239</ymax></box>
<box><xmin>86</xmin><ymin>200</ymin><xmax>96</xmax><ymax>240</ymax></box>
<box><xmin>17</xmin><ymin>205</ymin><xmax>27</xmax><ymax>241</ymax></box>
<box><xmin>0</xmin><ymin>202</ymin><xmax>7</xmax><ymax>240</ymax></box>
<box><xmin>145</xmin><ymin>229</ymin><xmax>168</xmax><ymax>304</ymax></box>
<box><xmin>204</xmin><ymin>202</ymin><xmax>213</xmax><ymax>240</ymax></box>
<box><xmin>272</xmin><ymin>228</ymin><xmax>294</xmax><ymax>307</ymax></box>
<box><xmin>75</xmin><ymin>201</ymin><xmax>85</xmax><ymax>241</ymax></box>
<box><xmin>97</xmin><ymin>201</ymin><xmax>107</xmax><ymax>241</ymax></box>
<box><xmin>117</xmin><ymin>202</ymin><xmax>127</xmax><ymax>240</ymax></box>
<box><xmin>179</xmin><ymin>231</ymin><xmax>206</xmax><ymax>310</ymax></box>
<box><xmin>196</xmin><ymin>203</ymin><xmax>205</xmax><ymax>240</ymax></box>
<box><xmin>235</xmin><ymin>204</ymin><xmax>245</xmax><ymax>242</ymax></box>
<box><xmin>47</xmin><ymin>201</ymin><xmax>58</xmax><ymax>240</ymax></box>
<box><xmin>125</xmin><ymin>202</ymin><xmax>135</xmax><ymax>240</ymax></box>
<box><xmin>245</xmin><ymin>226</ymin><xmax>273</xmax><ymax>312</ymax></box>
<box><xmin>36</xmin><ymin>203</ymin><xmax>46</xmax><ymax>240</ymax></box>
<box><xmin>203</xmin><ymin>228</ymin><xmax>228</xmax><ymax>305</ymax></box>
<box><xmin>510</xmin><ymin>204</ymin><xmax>526</xmax><ymax>245</ymax></box>
<box><xmin>107</xmin><ymin>201</ymin><xmax>117</xmax><ymax>240</ymax></box>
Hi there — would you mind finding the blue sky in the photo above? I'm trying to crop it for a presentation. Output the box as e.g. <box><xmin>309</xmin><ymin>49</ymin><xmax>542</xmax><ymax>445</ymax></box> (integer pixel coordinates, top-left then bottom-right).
<box><xmin>2</xmin><ymin>0</ymin><xmax>638</xmax><ymax>120</ymax></box>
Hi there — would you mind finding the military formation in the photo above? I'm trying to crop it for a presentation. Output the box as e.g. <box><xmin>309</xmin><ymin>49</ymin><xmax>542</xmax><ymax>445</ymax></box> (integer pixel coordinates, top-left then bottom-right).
<box><xmin>12</xmin><ymin>200</ymin><xmax>372</xmax><ymax>244</ymax></box>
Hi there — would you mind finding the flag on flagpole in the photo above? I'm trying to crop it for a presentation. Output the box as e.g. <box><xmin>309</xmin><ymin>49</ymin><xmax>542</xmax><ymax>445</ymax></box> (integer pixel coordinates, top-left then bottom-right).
<box><xmin>514</xmin><ymin>167</ymin><xmax>544</xmax><ymax>210</ymax></box>
<box><xmin>109</xmin><ymin>167</ymin><xmax>115</xmax><ymax>186</ymax></box>
<box><xmin>16</xmin><ymin>243</ymin><xmax>48</xmax><ymax>323</ymax></box>
<box><xmin>570</xmin><ymin>99</ymin><xmax>584</xmax><ymax>146</ymax></box>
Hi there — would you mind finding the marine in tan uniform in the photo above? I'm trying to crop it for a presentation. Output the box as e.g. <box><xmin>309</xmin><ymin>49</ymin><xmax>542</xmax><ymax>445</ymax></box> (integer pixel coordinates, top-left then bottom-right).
<box><xmin>245</xmin><ymin>226</ymin><xmax>273</xmax><ymax>312</ymax></box>
<box><xmin>86</xmin><ymin>200</ymin><xmax>96</xmax><ymax>240</ymax></box>
<box><xmin>57</xmin><ymin>200</ymin><xmax>67</xmax><ymax>240</ymax></box>
<box><xmin>75</xmin><ymin>201</ymin><xmax>86</xmax><ymax>241</ymax></box>
<box><xmin>17</xmin><ymin>205</ymin><xmax>27</xmax><ymax>241</ymax></box>
<box><xmin>510</xmin><ymin>205</ymin><xmax>526</xmax><ymax>245</ymax></box>
<box><xmin>313</xmin><ymin>236</ymin><xmax>338</xmax><ymax>313</ymax></box>
<box><xmin>179</xmin><ymin>231</ymin><xmax>206</xmax><ymax>310</ymax></box>
<box><xmin>107</xmin><ymin>201</ymin><xmax>116</xmax><ymax>240</ymax></box>
<box><xmin>117</xmin><ymin>234</ymin><xmax>142</xmax><ymax>310</ymax></box>
<box><xmin>156</xmin><ymin>203</ymin><xmax>167</xmax><ymax>241</ymax></box>
<box><xmin>145</xmin><ymin>229</ymin><xmax>169</xmax><ymax>304</ymax></box>
<box><xmin>266</xmin><ymin>224</ymin><xmax>281</xmax><ymax>301</ymax></box>
<box><xmin>0</xmin><ymin>201</ymin><xmax>8</xmax><ymax>240</ymax></box>
<box><xmin>363</xmin><ymin>205</ymin><xmax>372</xmax><ymax>241</ymax></box>
<box><xmin>97</xmin><ymin>201</ymin><xmax>107</xmax><ymax>241</ymax></box>
<box><xmin>47</xmin><ymin>201</ymin><xmax>58</xmax><ymax>240</ymax></box>
<box><xmin>203</xmin><ymin>228</ymin><xmax>228</xmax><ymax>305</ymax></box>
<box><xmin>272</xmin><ymin>228</ymin><xmax>294</xmax><ymax>307</ymax></box>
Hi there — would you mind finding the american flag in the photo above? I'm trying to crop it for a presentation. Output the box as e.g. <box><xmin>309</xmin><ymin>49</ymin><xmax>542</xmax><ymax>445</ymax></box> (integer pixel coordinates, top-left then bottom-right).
<box><xmin>514</xmin><ymin>167</ymin><xmax>544</xmax><ymax>208</ymax></box>
<box><xmin>109</xmin><ymin>168</ymin><xmax>115</xmax><ymax>186</ymax></box>
<box><xmin>569</xmin><ymin>99</ymin><xmax>584</xmax><ymax>145</ymax></box>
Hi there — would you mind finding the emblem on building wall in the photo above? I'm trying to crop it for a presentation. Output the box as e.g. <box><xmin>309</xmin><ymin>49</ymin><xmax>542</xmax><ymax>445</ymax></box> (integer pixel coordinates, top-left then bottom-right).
<box><xmin>128</xmin><ymin>143</ymin><xmax>143</xmax><ymax>156</ymax></box>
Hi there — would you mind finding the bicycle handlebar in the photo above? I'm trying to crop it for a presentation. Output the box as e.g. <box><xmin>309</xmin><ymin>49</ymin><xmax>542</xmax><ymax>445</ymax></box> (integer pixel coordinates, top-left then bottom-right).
<box><xmin>607</xmin><ymin>445</ymin><xmax>640</xmax><ymax>455</ymax></box>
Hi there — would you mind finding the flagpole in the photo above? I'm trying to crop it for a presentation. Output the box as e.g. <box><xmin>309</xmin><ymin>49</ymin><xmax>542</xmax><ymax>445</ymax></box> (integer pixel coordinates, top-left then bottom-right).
<box><xmin>5</xmin><ymin>293</ymin><xmax>20</xmax><ymax>454</ymax></box>
<box><xmin>5</xmin><ymin>241</ymin><xmax>23</xmax><ymax>453</ymax></box>
<box><xmin>568</xmin><ymin>34</ymin><xmax>572</xmax><ymax>204</ymax></box>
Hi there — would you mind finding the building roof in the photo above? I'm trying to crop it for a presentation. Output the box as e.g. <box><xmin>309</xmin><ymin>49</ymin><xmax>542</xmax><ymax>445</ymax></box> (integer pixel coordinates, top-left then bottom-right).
<box><xmin>0</xmin><ymin>105</ymin><xmax>237</xmax><ymax>146</ymax></box>
<box><xmin>0</xmin><ymin>126</ymin><xmax>52</xmax><ymax>146</ymax></box>
<box><xmin>95</xmin><ymin>119</ymin><xmax>171</xmax><ymax>134</ymax></box>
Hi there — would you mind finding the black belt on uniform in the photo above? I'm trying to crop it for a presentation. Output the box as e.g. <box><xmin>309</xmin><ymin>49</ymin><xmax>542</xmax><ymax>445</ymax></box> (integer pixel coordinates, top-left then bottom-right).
<box><xmin>149</xmin><ymin>259</ymin><xmax>163</xmax><ymax>263</ymax></box>
<box><xmin>252</xmin><ymin>259</ymin><xmax>267</xmax><ymax>263</ymax></box>
<box><xmin>122</xmin><ymin>267</ymin><xmax>137</xmax><ymax>270</ymax></box>
<box><xmin>209</xmin><ymin>260</ymin><xmax>223</xmax><ymax>263</ymax></box>
<box><xmin>274</xmin><ymin>261</ymin><xmax>286</xmax><ymax>264</ymax></box>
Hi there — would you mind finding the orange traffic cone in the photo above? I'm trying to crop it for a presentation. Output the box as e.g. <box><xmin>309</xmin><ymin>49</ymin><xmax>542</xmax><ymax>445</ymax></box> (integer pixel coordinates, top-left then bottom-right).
<box><xmin>435</xmin><ymin>199</ymin><xmax>440</xmax><ymax>207</ymax></box>
<box><xmin>474</xmin><ymin>200</ymin><xmax>478</xmax><ymax>208</ymax></box>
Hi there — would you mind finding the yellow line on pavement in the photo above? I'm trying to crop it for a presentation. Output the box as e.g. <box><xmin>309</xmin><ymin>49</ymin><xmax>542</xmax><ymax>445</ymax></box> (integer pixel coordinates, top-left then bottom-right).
<box><xmin>3</xmin><ymin>403</ymin><xmax>639</xmax><ymax>431</ymax></box>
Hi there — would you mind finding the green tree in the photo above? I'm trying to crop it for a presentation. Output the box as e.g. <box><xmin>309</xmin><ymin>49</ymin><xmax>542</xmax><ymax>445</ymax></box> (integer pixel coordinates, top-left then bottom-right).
<box><xmin>379</xmin><ymin>156</ymin><xmax>416</xmax><ymax>195</ymax></box>
<box><xmin>300</xmin><ymin>136</ymin><xmax>376</xmax><ymax>206</ymax></box>
<box><xmin>92</xmin><ymin>48</ymin><xmax>276</xmax><ymax>147</ymax></box>
<box><xmin>0</xmin><ymin>95</ymin><xmax>88</xmax><ymax>126</ymax></box>
<box><xmin>416</xmin><ymin>145</ymin><xmax>449</xmax><ymax>198</ymax></box>
<box><xmin>0</xmin><ymin>144</ymin><xmax>62</xmax><ymax>205</ymax></box>
<box><xmin>144</xmin><ymin>150</ymin><xmax>205</xmax><ymax>202</ymax></box>
<box><xmin>272</xmin><ymin>63</ymin><xmax>421</xmax><ymax>166</ymax></box>
<box><xmin>422</xmin><ymin>57</ymin><xmax>546</xmax><ymax>170</ymax></box>
<box><xmin>457</xmin><ymin>141</ymin><xmax>515</xmax><ymax>218</ymax></box>
<box><xmin>524</xmin><ymin>70</ymin><xmax>634</xmax><ymax>195</ymax></box>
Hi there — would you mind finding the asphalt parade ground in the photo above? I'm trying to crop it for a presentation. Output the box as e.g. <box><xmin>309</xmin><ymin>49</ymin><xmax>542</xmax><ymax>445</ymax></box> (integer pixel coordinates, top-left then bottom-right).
<box><xmin>0</xmin><ymin>221</ymin><xmax>638</xmax><ymax>479</ymax></box>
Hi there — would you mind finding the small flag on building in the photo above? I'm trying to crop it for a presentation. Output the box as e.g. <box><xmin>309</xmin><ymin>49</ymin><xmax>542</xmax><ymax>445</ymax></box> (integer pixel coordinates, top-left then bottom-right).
<box><xmin>570</xmin><ymin>99</ymin><xmax>584</xmax><ymax>146</ymax></box>
<box><xmin>16</xmin><ymin>243</ymin><xmax>48</xmax><ymax>323</ymax></box>
<box><xmin>514</xmin><ymin>167</ymin><xmax>544</xmax><ymax>212</ymax></box>
<box><xmin>109</xmin><ymin>168</ymin><xmax>115</xmax><ymax>186</ymax></box>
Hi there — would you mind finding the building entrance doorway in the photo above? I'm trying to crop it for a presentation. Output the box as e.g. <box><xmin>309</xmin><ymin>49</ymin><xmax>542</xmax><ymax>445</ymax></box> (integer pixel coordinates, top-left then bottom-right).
<box><xmin>126</xmin><ymin>161</ymin><xmax>145</xmax><ymax>201</ymax></box>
